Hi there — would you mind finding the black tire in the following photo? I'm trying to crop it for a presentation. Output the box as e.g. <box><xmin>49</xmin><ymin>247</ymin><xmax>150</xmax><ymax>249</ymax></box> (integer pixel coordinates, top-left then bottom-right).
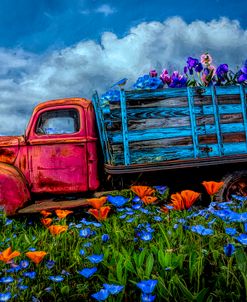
<box><xmin>215</xmin><ymin>170</ymin><xmax>247</xmax><ymax>202</ymax></box>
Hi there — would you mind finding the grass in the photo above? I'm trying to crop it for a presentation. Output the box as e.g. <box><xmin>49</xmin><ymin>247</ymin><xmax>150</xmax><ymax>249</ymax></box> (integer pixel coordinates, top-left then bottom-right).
<box><xmin>0</xmin><ymin>187</ymin><xmax>247</xmax><ymax>302</ymax></box>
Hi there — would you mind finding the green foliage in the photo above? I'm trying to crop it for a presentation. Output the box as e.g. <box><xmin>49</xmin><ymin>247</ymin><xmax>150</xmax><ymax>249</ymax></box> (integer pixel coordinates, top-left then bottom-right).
<box><xmin>0</xmin><ymin>191</ymin><xmax>246</xmax><ymax>301</ymax></box>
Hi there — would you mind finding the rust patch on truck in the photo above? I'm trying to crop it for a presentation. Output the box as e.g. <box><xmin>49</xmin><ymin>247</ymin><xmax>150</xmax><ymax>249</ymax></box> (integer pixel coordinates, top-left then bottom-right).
<box><xmin>0</xmin><ymin>148</ymin><xmax>16</xmax><ymax>164</ymax></box>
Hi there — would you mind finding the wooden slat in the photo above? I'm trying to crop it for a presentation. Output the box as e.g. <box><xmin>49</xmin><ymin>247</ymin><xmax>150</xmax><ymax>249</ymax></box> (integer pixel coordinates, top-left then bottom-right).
<box><xmin>109</xmin><ymin>122</ymin><xmax>247</xmax><ymax>144</ymax></box>
<box><xmin>111</xmin><ymin>141</ymin><xmax>247</xmax><ymax>165</ymax></box>
<box><xmin>120</xmin><ymin>90</ymin><xmax>130</xmax><ymax>165</ymax></box>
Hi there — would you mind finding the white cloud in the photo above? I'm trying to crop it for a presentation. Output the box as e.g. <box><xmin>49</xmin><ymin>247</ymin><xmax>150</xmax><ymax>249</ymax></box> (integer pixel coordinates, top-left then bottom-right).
<box><xmin>95</xmin><ymin>4</ymin><xmax>116</xmax><ymax>16</ymax></box>
<box><xmin>0</xmin><ymin>17</ymin><xmax>247</xmax><ymax>135</ymax></box>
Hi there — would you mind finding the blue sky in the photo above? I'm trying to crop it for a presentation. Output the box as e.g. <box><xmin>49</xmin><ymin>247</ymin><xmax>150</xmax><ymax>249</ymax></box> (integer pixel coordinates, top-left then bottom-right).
<box><xmin>0</xmin><ymin>0</ymin><xmax>246</xmax><ymax>52</ymax></box>
<box><xmin>0</xmin><ymin>0</ymin><xmax>247</xmax><ymax>134</ymax></box>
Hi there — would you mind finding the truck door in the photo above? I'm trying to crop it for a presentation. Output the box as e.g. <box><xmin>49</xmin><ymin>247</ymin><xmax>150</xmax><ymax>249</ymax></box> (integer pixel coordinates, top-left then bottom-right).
<box><xmin>27</xmin><ymin>106</ymin><xmax>88</xmax><ymax>194</ymax></box>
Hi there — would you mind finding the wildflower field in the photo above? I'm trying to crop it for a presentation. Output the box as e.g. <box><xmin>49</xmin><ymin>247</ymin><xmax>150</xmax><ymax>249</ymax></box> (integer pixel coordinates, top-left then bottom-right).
<box><xmin>0</xmin><ymin>183</ymin><xmax>247</xmax><ymax>302</ymax></box>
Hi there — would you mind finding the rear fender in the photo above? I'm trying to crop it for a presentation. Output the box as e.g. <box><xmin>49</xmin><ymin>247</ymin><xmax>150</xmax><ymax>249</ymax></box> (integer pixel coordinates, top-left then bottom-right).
<box><xmin>0</xmin><ymin>163</ymin><xmax>31</xmax><ymax>215</ymax></box>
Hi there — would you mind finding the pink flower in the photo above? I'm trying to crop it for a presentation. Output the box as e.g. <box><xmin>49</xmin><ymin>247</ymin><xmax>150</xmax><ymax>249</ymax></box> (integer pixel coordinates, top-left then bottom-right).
<box><xmin>149</xmin><ymin>69</ymin><xmax>158</xmax><ymax>77</ymax></box>
<box><xmin>200</xmin><ymin>53</ymin><xmax>213</xmax><ymax>66</ymax></box>
<box><xmin>160</xmin><ymin>69</ymin><xmax>171</xmax><ymax>85</ymax></box>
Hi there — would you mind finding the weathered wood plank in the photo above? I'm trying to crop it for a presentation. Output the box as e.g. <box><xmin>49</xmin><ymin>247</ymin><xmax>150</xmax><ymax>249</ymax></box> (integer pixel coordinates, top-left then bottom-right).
<box><xmin>111</xmin><ymin>141</ymin><xmax>247</xmax><ymax>165</ymax></box>
<box><xmin>109</xmin><ymin>122</ymin><xmax>246</xmax><ymax>144</ymax></box>
<box><xmin>105</xmin><ymin>104</ymin><xmax>245</xmax><ymax>123</ymax></box>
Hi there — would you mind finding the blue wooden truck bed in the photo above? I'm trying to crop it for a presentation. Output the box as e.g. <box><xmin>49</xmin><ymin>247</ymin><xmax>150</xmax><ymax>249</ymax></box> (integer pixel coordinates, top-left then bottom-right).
<box><xmin>92</xmin><ymin>85</ymin><xmax>247</xmax><ymax>174</ymax></box>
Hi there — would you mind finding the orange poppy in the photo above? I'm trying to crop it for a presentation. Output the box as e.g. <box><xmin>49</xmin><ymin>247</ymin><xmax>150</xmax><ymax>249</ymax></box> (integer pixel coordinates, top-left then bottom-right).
<box><xmin>88</xmin><ymin>206</ymin><xmax>111</xmax><ymax>221</ymax></box>
<box><xmin>170</xmin><ymin>190</ymin><xmax>200</xmax><ymax>210</ymax></box>
<box><xmin>55</xmin><ymin>209</ymin><xmax>73</xmax><ymax>219</ymax></box>
<box><xmin>40</xmin><ymin>210</ymin><xmax>52</xmax><ymax>218</ymax></box>
<box><xmin>41</xmin><ymin>218</ymin><xmax>52</xmax><ymax>227</ymax></box>
<box><xmin>202</xmin><ymin>181</ymin><xmax>224</xmax><ymax>196</ymax></box>
<box><xmin>0</xmin><ymin>247</ymin><xmax>20</xmax><ymax>263</ymax></box>
<box><xmin>48</xmin><ymin>225</ymin><xmax>68</xmax><ymax>236</ymax></box>
<box><xmin>26</xmin><ymin>251</ymin><xmax>47</xmax><ymax>265</ymax></box>
<box><xmin>87</xmin><ymin>196</ymin><xmax>107</xmax><ymax>209</ymax></box>
<box><xmin>131</xmin><ymin>186</ymin><xmax>155</xmax><ymax>199</ymax></box>
<box><xmin>160</xmin><ymin>206</ymin><xmax>169</xmax><ymax>214</ymax></box>
<box><xmin>142</xmin><ymin>196</ymin><xmax>158</xmax><ymax>205</ymax></box>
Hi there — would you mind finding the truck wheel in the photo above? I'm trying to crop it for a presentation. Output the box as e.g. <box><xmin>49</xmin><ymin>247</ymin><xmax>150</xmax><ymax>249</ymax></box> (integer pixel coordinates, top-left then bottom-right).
<box><xmin>215</xmin><ymin>170</ymin><xmax>247</xmax><ymax>202</ymax></box>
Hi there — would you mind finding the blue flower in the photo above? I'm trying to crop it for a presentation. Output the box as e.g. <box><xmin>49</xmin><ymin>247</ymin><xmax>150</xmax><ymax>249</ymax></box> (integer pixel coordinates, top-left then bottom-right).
<box><xmin>6</xmin><ymin>266</ymin><xmax>21</xmax><ymax>273</ymax></box>
<box><xmin>107</xmin><ymin>195</ymin><xmax>129</xmax><ymax>207</ymax></box>
<box><xmin>153</xmin><ymin>185</ymin><xmax>168</xmax><ymax>195</ymax></box>
<box><xmin>91</xmin><ymin>289</ymin><xmax>109</xmax><ymax>301</ymax></box>
<box><xmin>132</xmin><ymin>196</ymin><xmax>141</xmax><ymax>202</ymax></box>
<box><xmin>78</xmin><ymin>267</ymin><xmax>97</xmax><ymax>278</ymax></box>
<box><xmin>18</xmin><ymin>285</ymin><xmax>28</xmax><ymax>290</ymax></box>
<box><xmin>20</xmin><ymin>260</ymin><xmax>29</xmax><ymax>269</ymax></box>
<box><xmin>23</xmin><ymin>271</ymin><xmax>36</xmax><ymax>279</ymax></box>
<box><xmin>0</xmin><ymin>277</ymin><xmax>14</xmax><ymax>284</ymax></box>
<box><xmin>45</xmin><ymin>260</ymin><xmax>55</xmax><ymax>269</ymax></box>
<box><xmin>225</xmin><ymin>227</ymin><xmax>237</xmax><ymax>236</ymax></box>
<box><xmin>48</xmin><ymin>275</ymin><xmax>64</xmax><ymax>282</ymax></box>
<box><xmin>141</xmin><ymin>293</ymin><xmax>156</xmax><ymax>302</ymax></box>
<box><xmin>28</xmin><ymin>247</ymin><xmax>36</xmax><ymax>251</ymax></box>
<box><xmin>87</xmin><ymin>254</ymin><xmax>104</xmax><ymax>264</ymax></box>
<box><xmin>126</xmin><ymin>218</ymin><xmax>135</xmax><ymax>223</ymax></box>
<box><xmin>79</xmin><ymin>249</ymin><xmax>85</xmax><ymax>256</ymax></box>
<box><xmin>119</xmin><ymin>214</ymin><xmax>127</xmax><ymax>219</ymax></box>
<box><xmin>235</xmin><ymin>234</ymin><xmax>247</xmax><ymax>245</ymax></box>
<box><xmin>136</xmin><ymin>280</ymin><xmax>158</xmax><ymax>294</ymax></box>
<box><xmin>224</xmin><ymin>244</ymin><xmax>235</xmax><ymax>257</ymax></box>
<box><xmin>190</xmin><ymin>225</ymin><xmax>214</xmax><ymax>236</ymax></box>
<box><xmin>83</xmin><ymin>242</ymin><xmax>93</xmax><ymax>248</ymax></box>
<box><xmin>132</xmin><ymin>204</ymin><xmax>142</xmax><ymax>210</ymax></box>
<box><xmin>0</xmin><ymin>292</ymin><xmax>12</xmax><ymax>302</ymax></box>
<box><xmin>103</xmin><ymin>284</ymin><xmax>124</xmax><ymax>295</ymax></box>
<box><xmin>244</xmin><ymin>223</ymin><xmax>247</xmax><ymax>232</ymax></box>
<box><xmin>102</xmin><ymin>234</ymin><xmax>110</xmax><ymax>242</ymax></box>
<box><xmin>139</xmin><ymin>231</ymin><xmax>153</xmax><ymax>241</ymax></box>
<box><xmin>61</xmin><ymin>270</ymin><xmax>70</xmax><ymax>276</ymax></box>
<box><xmin>79</xmin><ymin>228</ymin><xmax>92</xmax><ymax>238</ymax></box>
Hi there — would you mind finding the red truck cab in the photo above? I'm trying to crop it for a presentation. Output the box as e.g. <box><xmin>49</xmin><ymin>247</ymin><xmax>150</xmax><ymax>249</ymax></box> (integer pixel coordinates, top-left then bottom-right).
<box><xmin>0</xmin><ymin>98</ymin><xmax>99</xmax><ymax>215</ymax></box>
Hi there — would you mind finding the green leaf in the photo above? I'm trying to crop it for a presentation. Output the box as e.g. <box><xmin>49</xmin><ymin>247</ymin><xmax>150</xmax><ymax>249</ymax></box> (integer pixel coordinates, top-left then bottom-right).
<box><xmin>172</xmin><ymin>275</ymin><xmax>195</xmax><ymax>301</ymax></box>
<box><xmin>138</xmin><ymin>249</ymin><xmax>146</xmax><ymax>267</ymax></box>
<box><xmin>145</xmin><ymin>253</ymin><xmax>154</xmax><ymax>278</ymax></box>
<box><xmin>61</xmin><ymin>285</ymin><xmax>70</xmax><ymax>296</ymax></box>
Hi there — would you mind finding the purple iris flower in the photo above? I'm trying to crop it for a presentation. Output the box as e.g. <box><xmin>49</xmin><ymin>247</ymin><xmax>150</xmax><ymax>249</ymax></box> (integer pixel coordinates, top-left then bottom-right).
<box><xmin>107</xmin><ymin>195</ymin><xmax>129</xmax><ymax>207</ymax></box>
<box><xmin>187</xmin><ymin>57</ymin><xmax>199</xmax><ymax>68</ymax></box>
<box><xmin>0</xmin><ymin>292</ymin><xmax>12</xmax><ymax>302</ymax></box>
<box><xmin>136</xmin><ymin>279</ymin><xmax>158</xmax><ymax>294</ymax></box>
<box><xmin>224</xmin><ymin>244</ymin><xmax>235</xmax><ymax>257</ymax></box>
<box><xmin>78</xmin><ymin>267</ymin><xmax>97</xmax><ymax>278</ymax></box>
<box><xmin>87</xmin><ymin>254</ymin><xmax>104</xmax><ymax>264</ymax></box>
<box><xmin>169</xmin><ymin>71</ymin><xmax>187</xmax><ymax>88</ymax></box>
<box><xmin>103</xmin><ymin>284</ymin><xmax>124</xmax><ymax>295</ymax></box>
<box><xmin>216</xmin><ymin>64</ymin><xmax>228</xmax><ymax>80</ymax></box>
<box><xmin>141</xmin><ymin>293</ymin><xmax>156</xmax><ymax>302</ymax></box>
<box><xmin>195</xmin><ymin>63</ymin><xmax>203</xmax><ymax>73</ymax></box>
<box><xmin>91</xmin><ymin>289</ymin><xmax>109</xmax><ymax>301</ymax></box>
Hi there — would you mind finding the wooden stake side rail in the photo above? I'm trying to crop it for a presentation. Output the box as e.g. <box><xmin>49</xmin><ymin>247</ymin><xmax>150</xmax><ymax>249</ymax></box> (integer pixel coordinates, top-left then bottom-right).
<box><xmin>94</xmin><ymin>85</ymin><xmax>247</xmax><ymax>172</ymax></box>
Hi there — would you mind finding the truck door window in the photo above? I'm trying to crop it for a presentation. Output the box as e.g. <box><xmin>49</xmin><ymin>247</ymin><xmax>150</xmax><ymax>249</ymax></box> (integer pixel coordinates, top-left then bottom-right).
<box><xmin>36</xmin><ymin>109</ymin><xmax>80</xmax><ymax>135</ymax></box>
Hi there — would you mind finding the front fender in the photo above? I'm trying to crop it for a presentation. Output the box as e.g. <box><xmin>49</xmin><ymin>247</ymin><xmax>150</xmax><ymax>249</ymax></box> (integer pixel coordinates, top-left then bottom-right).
<box><xmin>0</xmin><ymin>163</ymin><xmax>31</xmax><ymax>215</ymax></box>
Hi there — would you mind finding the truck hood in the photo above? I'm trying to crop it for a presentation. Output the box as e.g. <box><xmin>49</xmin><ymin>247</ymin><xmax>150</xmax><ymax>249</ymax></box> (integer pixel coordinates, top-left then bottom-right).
<box><xmin>0</xmin><ymin>136</ymin><xmax>24</xmax><ymax>164</ymax></box>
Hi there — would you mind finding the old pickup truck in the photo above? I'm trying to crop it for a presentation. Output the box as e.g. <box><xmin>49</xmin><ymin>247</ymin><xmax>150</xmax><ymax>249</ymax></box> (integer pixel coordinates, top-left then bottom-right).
<box><xmin>1</xmin><ymin>85</ymin><xmax>247</xmax><ymax>215</ymax></box>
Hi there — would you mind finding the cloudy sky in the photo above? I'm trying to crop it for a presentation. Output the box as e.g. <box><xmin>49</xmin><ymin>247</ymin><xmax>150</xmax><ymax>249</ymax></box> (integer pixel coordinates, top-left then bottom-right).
<box><xmin>0</xmin><ymin>0</ymin><xmax>247</xmax><ymax>135</ymax></box>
